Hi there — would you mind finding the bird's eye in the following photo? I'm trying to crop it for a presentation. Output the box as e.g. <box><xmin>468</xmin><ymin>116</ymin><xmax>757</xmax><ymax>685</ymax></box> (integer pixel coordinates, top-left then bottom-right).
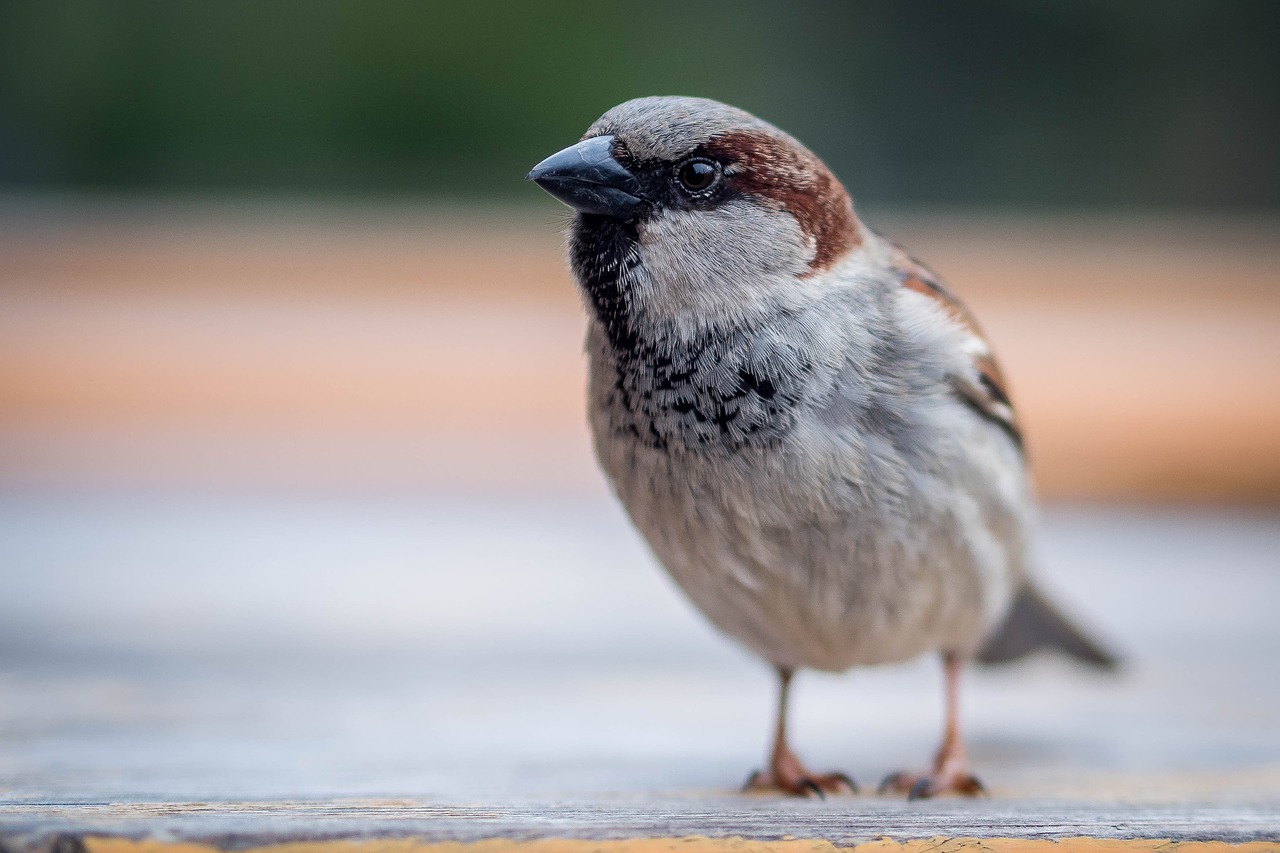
<box><xmin>676</xmin><ymin>159</ymin><xmax>720</xmax><ymax>193</ymax></box>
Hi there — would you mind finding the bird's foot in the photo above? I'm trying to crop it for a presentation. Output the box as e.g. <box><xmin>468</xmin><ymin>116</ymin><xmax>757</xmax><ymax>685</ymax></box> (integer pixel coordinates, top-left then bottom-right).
<box><xmin>742</xmin><ymin>745</ymin><xmax>858</xmax><ymax>798</ymax></box>
<box><xmin>743</xmin><ymin>767</ymin><xmax>858</xmax><ymax>798</ymax></box>
<box><xmin>877</xmin><ymin>768</ymin><xmax>986</xmax><ymax>801</ymax></box>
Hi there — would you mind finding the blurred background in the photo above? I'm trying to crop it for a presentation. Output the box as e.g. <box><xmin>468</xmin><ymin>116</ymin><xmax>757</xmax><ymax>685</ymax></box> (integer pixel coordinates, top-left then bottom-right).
<box><xmin>1</xmin><ymin>0</ymin><xmax>1279</xmax><ymax>806</ymax></box>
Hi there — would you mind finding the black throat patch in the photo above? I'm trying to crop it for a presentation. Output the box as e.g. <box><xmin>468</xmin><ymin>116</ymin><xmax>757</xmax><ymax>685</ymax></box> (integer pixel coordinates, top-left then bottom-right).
<box><xmin>570</xmin><ymin>214</ymin><xmax>643</xmax><ymax>355</ymax></box>
<box><xmin>570</xmin><ymin>214</ymin><xmax>814</xmax><ymax>453</ymax></box>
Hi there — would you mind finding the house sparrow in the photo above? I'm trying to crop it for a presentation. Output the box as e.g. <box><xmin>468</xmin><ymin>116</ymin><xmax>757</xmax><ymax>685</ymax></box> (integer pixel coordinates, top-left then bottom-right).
<box><xmin>528</xmin><ymin>96</ymin><xmax>1114</xmax><ymax>800</ymax></box>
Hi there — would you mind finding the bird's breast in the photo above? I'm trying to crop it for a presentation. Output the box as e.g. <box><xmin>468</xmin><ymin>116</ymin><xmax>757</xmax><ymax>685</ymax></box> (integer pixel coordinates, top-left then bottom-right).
<box><xmin>590</xmin><ymin>319</ymin><xmax>832</xmax><ymax>454</ymax></box>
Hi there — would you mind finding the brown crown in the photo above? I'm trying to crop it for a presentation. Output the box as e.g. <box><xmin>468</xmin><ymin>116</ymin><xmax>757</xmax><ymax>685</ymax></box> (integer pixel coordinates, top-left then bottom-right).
<box><xmin>703</xmin><ymin>129</ymin><xmax>862</xmax><ymax>274</ymax></box>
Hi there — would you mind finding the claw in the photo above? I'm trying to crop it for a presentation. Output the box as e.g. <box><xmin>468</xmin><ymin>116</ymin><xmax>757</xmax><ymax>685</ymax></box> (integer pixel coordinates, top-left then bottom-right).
<box><xmin>800</xmin><ymin>777</ymin><xmax>825</xmax><ymax>800</ymax></box>
<box><xmin>878</xmin><ymin>771</ymin><xmax>910</xmax><ymax>795</ymax></box>
<box><xmin>907</xmin><ymin>777</ymin><xmax>934</xmax><ymax>801</ymax></box>
<box><xmin>957</xmin><ymin>774</ymin><xmax>987</xmax><ymax>797</ymax></box>
<box><xmin>830</xmin><ymin>771</ymin><xmax>860</xmax><ymax>795</ymax></box>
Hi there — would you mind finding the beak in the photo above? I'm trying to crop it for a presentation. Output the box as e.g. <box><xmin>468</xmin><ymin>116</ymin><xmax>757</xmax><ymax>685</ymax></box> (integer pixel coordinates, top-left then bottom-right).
<box><xmin>527</xmin><ymin>135</ymin><xmax>646</xmax><ymax>220</ymax></box>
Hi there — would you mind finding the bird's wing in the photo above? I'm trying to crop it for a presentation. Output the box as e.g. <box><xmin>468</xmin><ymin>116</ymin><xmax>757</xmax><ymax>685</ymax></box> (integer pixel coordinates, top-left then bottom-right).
<box><xmin>890</xmin><ymin>248</ymin><xmax>1024</xmax><ymax>452</ymax></box>
<box><xmin>887</xmin><ymin>247</ymin><xmax>1118</xmax><ymax>669</ymax></box>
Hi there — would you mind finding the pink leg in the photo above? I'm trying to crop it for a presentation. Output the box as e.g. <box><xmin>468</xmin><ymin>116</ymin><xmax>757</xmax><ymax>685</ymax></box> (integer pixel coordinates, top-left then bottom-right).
<box><xmin>880</xmin><ymin>653</ymin><xmax>987</xmax><ymax>800</ymax></box>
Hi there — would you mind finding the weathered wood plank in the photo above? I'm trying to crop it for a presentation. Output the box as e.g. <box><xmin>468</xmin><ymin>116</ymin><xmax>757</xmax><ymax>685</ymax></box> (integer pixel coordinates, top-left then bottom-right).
<box><xmin>1</xmin><ymin>507</ymin><xmax>1278</xmax><ymax>846</ymax></box>
<box><xmin>0</xmin><ymin>798</ymin><xmax>1278</xmax><ymax>846</ymax></box>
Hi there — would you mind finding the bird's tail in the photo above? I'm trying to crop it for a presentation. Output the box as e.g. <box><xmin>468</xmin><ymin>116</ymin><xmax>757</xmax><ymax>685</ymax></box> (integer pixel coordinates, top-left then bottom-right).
<box><xmin>977</xmin><ymin>581</ymin><xmax>1119</xmax><ymax>669</ymax></box>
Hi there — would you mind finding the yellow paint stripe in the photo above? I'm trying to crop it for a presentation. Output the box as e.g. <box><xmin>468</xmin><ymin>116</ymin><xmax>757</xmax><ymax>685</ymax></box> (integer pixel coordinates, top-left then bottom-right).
<box><xmin>82</xmin><ymin>835</ymin><xmax>1280</xmax><ymax>853</ymax></box>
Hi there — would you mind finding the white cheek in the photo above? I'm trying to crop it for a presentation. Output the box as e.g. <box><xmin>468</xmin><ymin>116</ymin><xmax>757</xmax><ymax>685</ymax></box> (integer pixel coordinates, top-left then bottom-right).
<box><xmin>802</xmin><ymin>232</ymin><xmax>818</xmax><ymax>258</ymax></box>
<box><xmin>635</xmin><ymin>201</ymin><xmax>813</xmax><ymax>326</ymax></box>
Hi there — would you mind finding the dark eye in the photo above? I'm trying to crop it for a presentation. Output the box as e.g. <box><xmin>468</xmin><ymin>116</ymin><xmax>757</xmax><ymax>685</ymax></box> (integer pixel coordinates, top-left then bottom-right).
<box><xmin>676</xmin><ymin>159</ymin><xmax>720</xmax><ymax>193</ymax></box>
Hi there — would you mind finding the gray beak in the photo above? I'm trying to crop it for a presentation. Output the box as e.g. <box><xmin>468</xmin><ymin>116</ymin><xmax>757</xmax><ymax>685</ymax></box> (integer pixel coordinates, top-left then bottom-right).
<box><xmin>527</xmin><ymin>135</ymin><xmax>646</xmax><ymax>220</ymax></box>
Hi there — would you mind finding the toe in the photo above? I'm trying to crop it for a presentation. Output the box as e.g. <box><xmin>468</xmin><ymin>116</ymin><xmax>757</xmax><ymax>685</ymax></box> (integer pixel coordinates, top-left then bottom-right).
<box><xmin>878</xmin><ymin>771</ymin><xmax>916</xmax><ymax>795</ymax></box>
<box><xmin>798</xmin><ymin>777</ymin><xmax>825</xmax><ymax>799</ymax></box>
<box><xmin>824</xmin><ymin>771</ymin><xmax>859</xmax><ymax>795</ymax></box>
<box><xmin>955</xmin><ymin>773</ymin><xmax>987</xmax><ymax>797</ymax></box>
<box><xmin>907</xmin><ymin>776</ymin><xmax>936</xmax><ymax>800</ymax></box>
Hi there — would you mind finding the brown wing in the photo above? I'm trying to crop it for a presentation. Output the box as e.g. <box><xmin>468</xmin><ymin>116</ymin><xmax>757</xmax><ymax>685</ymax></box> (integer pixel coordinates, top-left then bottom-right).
<box><xmin>892</xmin><ymin>248</ymin><xmax>1024</xmax><ymax>451</ymax></box>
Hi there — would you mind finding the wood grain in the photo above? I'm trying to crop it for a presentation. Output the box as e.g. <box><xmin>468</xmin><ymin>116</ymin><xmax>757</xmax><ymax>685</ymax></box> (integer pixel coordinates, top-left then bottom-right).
<box><xmin>1</xmin><ymin>799</ymin><xmax>1278</xmax><ymax>848</ymax></box>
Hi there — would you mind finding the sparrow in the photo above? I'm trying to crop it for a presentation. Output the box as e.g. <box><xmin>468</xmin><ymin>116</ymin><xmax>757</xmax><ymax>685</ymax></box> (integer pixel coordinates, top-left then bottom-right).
<box><xmin>528</xmin><ymin>96</ymin><xmax>1114</xmax><ymax>800</ymax></box>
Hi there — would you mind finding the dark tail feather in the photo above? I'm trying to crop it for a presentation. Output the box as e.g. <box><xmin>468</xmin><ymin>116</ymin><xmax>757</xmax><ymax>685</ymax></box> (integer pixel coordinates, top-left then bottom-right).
<box><xmin>977</xmin><ymin>582</ymin><xmax>1119</xmax><ymax>670</ymax></box>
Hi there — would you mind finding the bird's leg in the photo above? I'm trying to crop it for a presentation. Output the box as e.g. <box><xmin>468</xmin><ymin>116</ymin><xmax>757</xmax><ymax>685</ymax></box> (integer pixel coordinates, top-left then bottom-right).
<box><xmin>743</xmin><ymin>667</ymin><xmax>858</xmax><ymax>798</ymax></box>
<box><xmin>880</xmin><ymin>653</ymin><xmax>986</xmax><ymax>800</ymax></box>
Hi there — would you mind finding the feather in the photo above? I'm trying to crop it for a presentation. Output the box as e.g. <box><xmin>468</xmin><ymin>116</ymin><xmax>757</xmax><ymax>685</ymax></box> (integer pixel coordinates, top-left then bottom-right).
<box><xmin>891</xmin><ymin>247</ymin><xmax>1024</xmax><ymax>450</ymax></box>
<box><xmin>978</xmin><ymin>582</ymin><xmax>1119</xmax><ymax>669</ymax></box>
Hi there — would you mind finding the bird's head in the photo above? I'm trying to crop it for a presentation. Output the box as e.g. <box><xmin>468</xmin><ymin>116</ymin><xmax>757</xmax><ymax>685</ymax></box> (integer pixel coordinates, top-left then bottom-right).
<box><xmin>528</xmin><ymin>96</ymin><xmax>864</xmax><ymax>336</ymax></box>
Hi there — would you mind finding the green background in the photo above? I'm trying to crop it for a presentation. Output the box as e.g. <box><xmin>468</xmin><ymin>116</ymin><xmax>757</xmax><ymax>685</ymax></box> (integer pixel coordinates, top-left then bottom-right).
<box><xmin>2</xmin><ymin>0</ymin><xmax>1277</xmax><ymax>208</ymax></box>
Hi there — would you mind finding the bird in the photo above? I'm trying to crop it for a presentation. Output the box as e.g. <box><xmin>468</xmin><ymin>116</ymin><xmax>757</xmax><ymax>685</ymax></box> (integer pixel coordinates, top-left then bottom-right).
<box><xmin>527</xmin><ymin>96</ymin><xmax>1114</xmax><ymax>800</ymax></box>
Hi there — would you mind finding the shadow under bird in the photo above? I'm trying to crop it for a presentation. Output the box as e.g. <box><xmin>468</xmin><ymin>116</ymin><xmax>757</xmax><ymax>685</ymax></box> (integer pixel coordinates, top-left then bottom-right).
<box><xmin>528</xmin><ymin>96</ymin><xmax>1115</xmax><ymax>799</ymax></box>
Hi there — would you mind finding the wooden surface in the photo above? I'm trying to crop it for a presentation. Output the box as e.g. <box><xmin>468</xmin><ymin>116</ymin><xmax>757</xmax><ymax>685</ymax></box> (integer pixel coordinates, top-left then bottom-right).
<box><xmin>0</xmin><ymin>800</ymin><xmax>1278</xmax><ymax>847</ymax></box>
<box><xmin>1</xmin><ymin>500</ymin><xmax>1278</xmax><ymax>844</ymax></box>
<box><xmin>1</xmin><ymin>201</ymin><xmax>1278</xmax><ymax>501</ymax></box>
